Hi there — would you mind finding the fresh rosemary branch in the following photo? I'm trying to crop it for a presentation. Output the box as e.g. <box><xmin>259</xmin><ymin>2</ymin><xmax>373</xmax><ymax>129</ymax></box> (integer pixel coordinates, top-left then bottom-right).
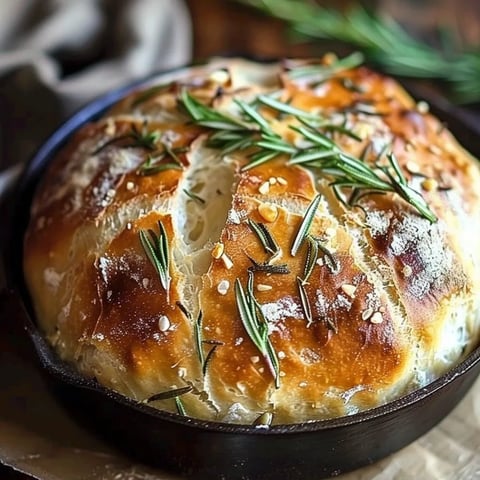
<box><xmin>235</xmin><ymin>0</ymin><xmax>480</xmax><ymax>104</ymax></box>
<box><xmin>235</xmin><ymin>273</ymin><xmax>280</xmax><ymax>388</ymax></box>
<box><xmin>180</xmin><ymin>84</ymin><xmax>436</xmax><ymax>222</ymax></box>
<box><xmin>94</xmin><ymin>122</ymin><xmax>160</xmax><ymax>154</ymax></box>
<box><xmin>139</xmin><ymin>221</ymin><xmax>171</xmax><ymax>298</ymax></box>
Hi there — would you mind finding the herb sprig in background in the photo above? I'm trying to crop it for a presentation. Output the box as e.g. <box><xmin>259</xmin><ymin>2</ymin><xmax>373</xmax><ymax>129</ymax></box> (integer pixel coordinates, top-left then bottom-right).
<box><xmin>235</xmin><ymin>0</ymin><xmax>480</xmax><ymax>104</ymax></box>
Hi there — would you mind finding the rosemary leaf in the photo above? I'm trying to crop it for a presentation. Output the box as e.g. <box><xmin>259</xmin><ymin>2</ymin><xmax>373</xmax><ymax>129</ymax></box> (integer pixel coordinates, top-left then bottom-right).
<box><xmin>183</xmin><ymin>189</ymin><xmax>206</xmax><ymax>204</ymax></box>
<box><xmin>247</xmin><ymin>255</ymin><xmax>290</xmax><ymax>274</ymax></box>
<box><xmin>146</xmin><ymin>385</ymin><xmax>192</xmax><ymax>403</ymax></box>
<box><xmin>175</xmin><ymin>396</ymin><xmax>187</xmax><ymax>416</ymax></box>
<box><xmin>297</xmin><ymin>277</ymin><xmax>313</xmax><ymax>327</ymax></box>
<box><xmin>194</xmin><ymin>310</ymin><xmax>204</xmax><ymax>367</ymax></box>
<box><xmin>303</xmin><ymin>235</ymin><xmax>319</xmax><ymax>283</ymax></box>
<box><xmin>258</xmin><ymin>94</ymin><xmax>319</xmax><ymax>121</ymax></box>
<box><xmin>247</xmin><ymin>219</ymin><xmax>280</xmax><ymax>259</ymax></box>
<box><xmin>202</xmin><ymin>343</ymin><xmax>220</xmax><ymax>376</ymax></box>
<box><xmin>291</xmin><ymin>194</ymin><xmax>322</xmax><ymax>256</ymax></box>
<box><xmin>317</xmin><ymin>242</ymin><xmax>340</xmax><ymax>274</ymax></box>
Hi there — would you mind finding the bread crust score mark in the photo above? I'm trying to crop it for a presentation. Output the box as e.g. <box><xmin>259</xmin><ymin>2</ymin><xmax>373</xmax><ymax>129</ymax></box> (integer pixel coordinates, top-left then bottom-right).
<box><xmin>24</xmin><ymin>56</ymin><xmax>480</xmax><ymax>424</ymax></box>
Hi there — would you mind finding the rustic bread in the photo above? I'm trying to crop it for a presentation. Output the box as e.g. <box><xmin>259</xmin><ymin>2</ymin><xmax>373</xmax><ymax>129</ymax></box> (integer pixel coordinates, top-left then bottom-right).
<box><xmin>23</xmin><ymin>56</ymin><xmax>480</xmax><ymax>424</ymax></box>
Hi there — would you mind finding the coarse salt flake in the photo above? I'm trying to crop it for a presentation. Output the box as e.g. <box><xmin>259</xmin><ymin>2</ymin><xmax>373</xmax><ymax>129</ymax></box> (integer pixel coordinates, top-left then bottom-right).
<box><xmin>158</xmin><ymin>315</ymin><xmax>171</xmax><ymax>332</ymax></box>
<box><xmin>217</xmin><ymin>279</ymin><xmax>230</xmax><ymax>295</ymax></box>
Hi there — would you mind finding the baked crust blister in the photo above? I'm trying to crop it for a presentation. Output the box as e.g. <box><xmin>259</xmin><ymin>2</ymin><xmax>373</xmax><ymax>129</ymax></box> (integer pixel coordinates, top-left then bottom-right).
<box><xmin>24</xmin><ymin>55</ymin><xmax>480</xmax><ymax>424</ymax></box>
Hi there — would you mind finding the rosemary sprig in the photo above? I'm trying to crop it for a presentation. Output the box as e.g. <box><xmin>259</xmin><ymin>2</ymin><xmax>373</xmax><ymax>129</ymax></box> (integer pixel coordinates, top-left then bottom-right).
<box><xmin>235</xmin><ymin>273</ymin><xmax>280</xmax><ymax>388</ymax></box>
<box><xmin>94</xmin><ymin>122</ymin><xmax>160</xmax><ymax>155</ymax></box>
<box><xmin>139</xmin><ymin>221</ymin><xmax>171</xmax><ymax>298</ymax></box>
<box><xmin>291</xmin><ymin>194</ymin><xmax>322</xmax><ymax>256</ymax></box>
<box><xmin>180</xmin><ymin>79</ymin><xmax>436</xmax><ymax>222</ymax></box>
<box><xmin>236</xmin><ymin>0</ymin><xmax>480</xmax><ymax>104</ymax></box>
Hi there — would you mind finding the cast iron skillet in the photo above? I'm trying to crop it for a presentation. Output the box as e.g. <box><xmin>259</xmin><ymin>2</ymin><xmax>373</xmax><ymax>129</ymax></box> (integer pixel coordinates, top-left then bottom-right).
<box><xmin>4</xmin><ymin>64</ymin><xmax>480</xmax><ymax>480</ymax></box>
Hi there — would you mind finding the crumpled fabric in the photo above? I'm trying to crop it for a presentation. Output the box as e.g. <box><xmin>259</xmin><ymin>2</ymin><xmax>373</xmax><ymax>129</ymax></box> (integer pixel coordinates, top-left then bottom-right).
<box><xmin>0</xmin><ymin>0</ymin><xmax>192</xmax><ymax>175</ymax></box>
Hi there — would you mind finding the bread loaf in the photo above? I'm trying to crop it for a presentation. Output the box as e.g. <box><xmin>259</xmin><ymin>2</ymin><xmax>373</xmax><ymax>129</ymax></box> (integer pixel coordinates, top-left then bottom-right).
<box><xmin>23</xmin><ymin>55</ymin><xmax>480</xmax><ymax>424</ymax></box>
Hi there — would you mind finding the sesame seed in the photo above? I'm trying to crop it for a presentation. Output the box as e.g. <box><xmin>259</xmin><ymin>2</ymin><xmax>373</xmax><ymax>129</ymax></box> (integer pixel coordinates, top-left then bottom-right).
<box><xmin>142</xmin><ymin>278</ymin><xmax>149</xmax><ymax>289</ymax></box>
<box><xmin>276</xmin><ymin>177</ymin><xmax>288</xmax><ymax>186</ymax></box>
<box><xmin>406</xmin><ymin>160</ymin><xmax>420</xmax><ymax>173</ymax></box>
<box><xmin>316</xmin><ymin>258</ymin><xmax>324</xmax><ymax>266</ymax></box>
<box><xmin>269</xmin><ymin>177</ymin><xmax>277</xmax><ymax>185</ymax></box>
<box><xmin>341</xmin><ymin>284</ymin><xmax>356</xmax><ymax>298</ymax></box>
<box><xmin>259</xmin><ymin>181</ymin><xmax>270</xmax><ymax>195</ymax></box>
<box><xmin>250</xmin><ymin>356</ymin><xmax>260</xmax><ymax>364</ymax></box>
<box><xmin>278</xmin><ymin>351</ymin><xmax>286</xmax><ymax>359</ymax></box>
<box><xmin>258</xmin><ymin>367</ymin><xmax>265</xmax><ymax>373</ymax></box>
<box><xmin>158</xmin><ymin>315</ymin><xmax>170</xmax><ymax>332</ymax></box>
<box><xmin>211</xmin><ymin>242</ymin><xmax>224</xmax><ymax>259</ymax></box>
<box><xmin>257</xmin><ymin>284</ymin><xmax>273</xmax><ymax>292</ymax></box>
<box><xmin>299</xmin><ymin>381</ymin><xmax>307</xmax><ymax>388</ymax></box>
<box><xmin>370</xmin><ymin>312</ymin><xmax>384</xmax><ymax>324</ymax></box>
<box><xmin>362</xmin><ymin>308</ymin><xmax>374</xmax><ymax>321</ymax></box>
<box><xmin>221</xmin><ymin>253</ymin><xmax>234</xmax><ymax>270</ymax></box>
<box><xmin>126</xmin><ymin>181</ymin><xmax>135</xmax><ymax>191</ymax></box>
<box><xmin>126</xmin><ymin>222</ymin><xmax>132</xmax><ymax>230</ymax></box>
<box><xmin>257</xmin><ymin>202</ymin><xmax>278</xmax><ymax>222</ymax></box>
<box><xmin>217</xmin><ymin>279</ymin><xmax>230</xmax><ymax>295</ymax></box>
<box><xmin>402</xmin><ymin>265</ymin><xmax>413</xmax><ymax>277</ymax></box>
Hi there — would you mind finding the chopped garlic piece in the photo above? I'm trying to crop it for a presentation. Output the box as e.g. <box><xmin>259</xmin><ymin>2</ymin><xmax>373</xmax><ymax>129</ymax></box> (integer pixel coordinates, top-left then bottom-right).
<box><xmin>221</xmin><ymin>253</ymin><xmax>234</xmax><ymax>270</ymax></box>
<box><xmin>341</xmin><ymin>284</ymin><xmax>357</xmax><ymax>298</ymax></box>
<box><xmin>258</xmin><ymin>181</ymin><xmax>270</xmax><ymax>195</ymax></box>
<box><xmin>258</xmin><ymin>203</ymin><xmax>278</xmax><ymax>223</ymax></box>
<box><xmin>212</xmin><ymin>242</ymin><xmax>225</xmax><ymax>259</ymax></box>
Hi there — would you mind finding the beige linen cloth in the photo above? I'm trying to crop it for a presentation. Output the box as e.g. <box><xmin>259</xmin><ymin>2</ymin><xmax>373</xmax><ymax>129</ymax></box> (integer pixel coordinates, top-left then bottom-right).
<box><xmin>0</xmin><ymin>1</ymin><xmax>480</xmax><ymax>479</ymax></box>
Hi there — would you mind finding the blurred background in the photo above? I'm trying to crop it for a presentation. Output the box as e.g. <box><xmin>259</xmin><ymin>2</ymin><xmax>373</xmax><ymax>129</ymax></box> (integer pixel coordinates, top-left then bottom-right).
<box><xmin>1</xmin><ymin>0</ymin><xmax>480</xmax><ymax>174</ymax></box>
<box><xmin>187</xmin><ymin>0</ymin><xmax>480</xmax><ymax>59</ymax></box>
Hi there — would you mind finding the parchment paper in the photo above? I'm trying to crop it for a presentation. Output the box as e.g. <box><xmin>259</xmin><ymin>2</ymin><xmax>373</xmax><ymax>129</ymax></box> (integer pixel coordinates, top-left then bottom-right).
<box><xmin>1</xmin><ymin>1</ymin><xmax>479</xmax><ymax>478</ymax></box>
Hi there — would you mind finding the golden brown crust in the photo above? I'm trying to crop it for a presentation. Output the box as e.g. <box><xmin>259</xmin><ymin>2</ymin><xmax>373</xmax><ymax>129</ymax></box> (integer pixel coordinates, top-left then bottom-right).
<box><xmin>24</xmin><ymin>56</ymin><xmax>480</xmax><ymax>424</ymax></box>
